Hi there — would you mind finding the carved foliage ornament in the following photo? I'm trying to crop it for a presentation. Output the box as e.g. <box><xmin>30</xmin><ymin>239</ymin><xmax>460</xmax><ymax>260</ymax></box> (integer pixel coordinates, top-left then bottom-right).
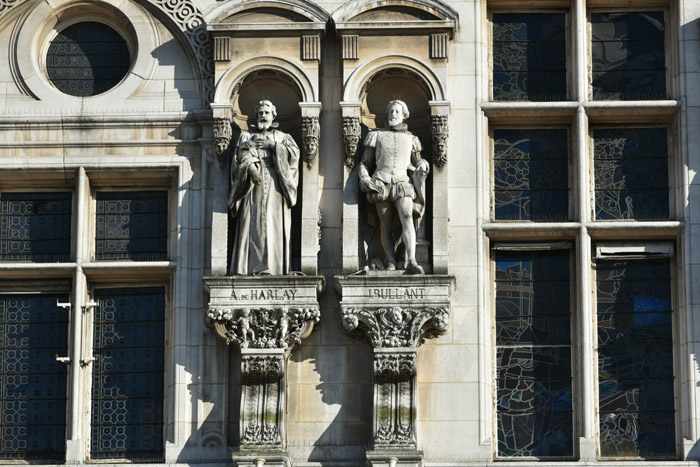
<box><xmin>213</xmin><ymin>117</ymin><xmax>232</xmax><ymax>166</ymax></box>
<box><xmin>207</xmin><ymin>306</ymin><xmax>320</xmax><ymax>350</ymax></box>
<box><xmin>342</xmin><ymin>116</ymin><xmax>361</xmax><ymax>169</ymax></box>
<box><xmin>374</xmin><ymin>351</ymin><xmax>416</xmax><ymax>380</ymax></box>
<box><xmin>341</xmin><ymin>306</ymin><xmax>449</xmax><ymax>348</ymax></box>
<box><xmin>240</xmin><ymin>354</ymin><xmax>283</xmax><ymax>447</ymax></box>
<box><xmin>301</xmin><ymin>115</ymin><xmax>320</xmax><ymax>168</ymax></box>
<box><xmin>431</xmin><ymin>114</ymin><xmax>448</xmax><ymax>168</ymax></box>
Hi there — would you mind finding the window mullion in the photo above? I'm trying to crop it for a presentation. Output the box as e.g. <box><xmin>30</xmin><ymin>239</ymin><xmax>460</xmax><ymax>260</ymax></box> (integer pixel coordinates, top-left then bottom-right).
<box><xmin>573</xmin><ymin>0</ymin><xmax>587</xmax><ymax>102</ymax></box>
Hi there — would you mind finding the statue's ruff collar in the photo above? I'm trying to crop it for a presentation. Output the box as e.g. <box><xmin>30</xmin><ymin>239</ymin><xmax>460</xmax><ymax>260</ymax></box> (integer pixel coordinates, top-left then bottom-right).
<box><xmin>385</xmin><ymin>122</ymin><xmax>409</xmax><ymax>132</ymax></box>
<box><xmin>251</xmin><ymin>122</ymin><xmax>280</xmax><ymax>131</ymax></box>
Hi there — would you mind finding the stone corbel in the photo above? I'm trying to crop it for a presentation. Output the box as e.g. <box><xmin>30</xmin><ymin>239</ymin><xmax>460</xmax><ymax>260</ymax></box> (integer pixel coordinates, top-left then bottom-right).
<box><xmin>429</xmin><ymin>101</ymin><xmax>450</xmax><ymax>168</ymax></box>
<box><xmin>211</xmin><ymin>103</ymin><xmax>234</xmax><ymax>168</ymax></box>
<box><xmin>204</xmin><ymin>276</ymin><xmax>324</xmax><ymax>466</ymax></box>
<box><xmin>299</xmin><ymin>102</ymin><xmax>322</xmax><ymax>168</ymax></box>
<box><xmin>334</xmin><ymin>274</ymin><xmax>455</xmax><ymax>466</ymax></box>
<box><xmin>341</xmin><ymin>102</ymin><xmax>362</xmax><ymax>169</ymax></box>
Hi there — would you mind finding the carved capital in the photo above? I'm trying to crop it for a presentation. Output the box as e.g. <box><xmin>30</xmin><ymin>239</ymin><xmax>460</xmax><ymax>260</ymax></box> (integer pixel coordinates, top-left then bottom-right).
<box><xmin>374</xmin><ymin>350</ymin><xmax>416</xmax><ymax>381</ymax></box>
<box><xmin>342</xmin><ymin>116</ymin><xmax>361</xmax><ymax>169</ymax></box>
<box><xmin>241</xmin><ymin>353</ymin><xmax>284</xmax><ymax>383</ymax></box>
<box><xmin>342</xmin><ymin>306</ymin><xmax>449</xmax><ymax>348</ymax></box>
<box><xmin>301</xmin><ymin>115</ymin><xmax>320</xmax><ymax>168</ymax></box>
<box><xmin>213</xmin><ymin>117</ymin><xmax>232</xmax><ymax>167</ymax></box>
<box><xmin>431</xmin><ymin>114</ymin><xmax>448</xmax><ymax>168</ymax></box>
<box><xmin>207</xmin><ymin>306</ymin><xmax>320</xmax><ymax>351</ymax></box>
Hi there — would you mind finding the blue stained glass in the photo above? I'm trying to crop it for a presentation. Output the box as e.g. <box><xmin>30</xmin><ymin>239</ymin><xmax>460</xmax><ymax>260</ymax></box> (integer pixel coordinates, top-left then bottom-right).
<box><xmin>597</xmin><ymin>258</ymin><xmax>676</xmax><ymax>459</ymax></box>
<box><xmin>91</xmin><ymin>287</ymin><xmax>165</xmax><ymax>461</ymax></box>
<box><xmin>0</xmin><ymin>295</ymin><xmax>68</xmax><ymax>461</ymax></box>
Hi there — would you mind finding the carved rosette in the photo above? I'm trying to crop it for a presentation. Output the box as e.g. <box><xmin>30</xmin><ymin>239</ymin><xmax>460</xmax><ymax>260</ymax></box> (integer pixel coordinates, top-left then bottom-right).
<box><xmin>342</xmin><ymin>116</ymin><xmax>361</xmax><ymax>169</ymax></box>
<box><xmin>213</xmin><ymin>117</ymin><xmax>232</xmax><ymax>167</ymax></box>
<box><xmin>431</xmin><ymin>115</ymin><xmax>448</xmax><ymax>168</ymax></box>
<box><xmin>301</xmin><ymin>116</ymin><xmax>320</xmax><ymax>168</ymax></box>
<box><xmin>341</xmin><ymin>306</ymin><xmax>449</xmax><ymax>348</ymax></box>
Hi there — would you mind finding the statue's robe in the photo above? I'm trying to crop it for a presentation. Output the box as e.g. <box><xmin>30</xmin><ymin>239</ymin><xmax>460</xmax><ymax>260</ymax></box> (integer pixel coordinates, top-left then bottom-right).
<box><xmin>228</xmin><ymin>128</ymin><xmax>299</xmax><ymax>275</ymax></box>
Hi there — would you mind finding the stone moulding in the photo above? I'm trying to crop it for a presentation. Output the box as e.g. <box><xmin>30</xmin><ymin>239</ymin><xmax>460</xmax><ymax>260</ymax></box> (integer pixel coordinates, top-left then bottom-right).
<box><xmin>334</xmin><ymin>274</ymin><xmax>455</xmax><ymax>466</ymax></box>
<box><xmin>203</xmin><ymin>275</ymin><xmax>324</xmax><ymax>466</ymax></box>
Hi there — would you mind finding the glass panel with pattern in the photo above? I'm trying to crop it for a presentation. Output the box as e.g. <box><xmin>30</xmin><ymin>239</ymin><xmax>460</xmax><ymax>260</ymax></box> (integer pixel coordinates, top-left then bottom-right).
<box><xmin>91</xmin><ymin>287</ymin><xmax>165</xmax><ymax>461</ymax></box>
<box><xmin>596</xmin><ymin>257</ymin><xmax>676</xmax><ymax>459</ymax></box>
<box><xmin>0</xmin><ymin>295</ymin><xmax>68</xmax><ymax>461</ymax></box>
<box><xmin>493</xmin><ymin>129</ymin><xmax>569</xmax><ymax>221</ymax></box>
<box><xmin>46</xmin><ymin>22</ymin><xmax>130</xmax><ymax>97</ymax></box>
<box><xmin>593</xmin><ymin>128</ymin><xmax>669</xmax><ymax>220</ymax></box>
<box><xmin>0</xmin><ymin>193</ymin><xmax>71</xmax><ymax>262</ymax></box>
<box><xmin>492</xmin><ymin>13</ymin><xmax>567</xmax><ymax>101</ymax></box>
<box><xmin>591</xmin><ymin>12</ymin><xmax>666</xmax><ymax>100</ymax></box>
<box><xmin>95</xmin><ymin>191</ymin><xmax>168</xmax><ymax>261</ymax></box>
<box><xmin>495</xmin><ymin>249</ymin><xmax>574</xmax><ymax>458</ymax></box>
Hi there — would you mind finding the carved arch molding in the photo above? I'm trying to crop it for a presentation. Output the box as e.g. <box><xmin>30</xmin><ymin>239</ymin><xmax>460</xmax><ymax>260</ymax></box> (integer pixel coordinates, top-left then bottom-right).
<box><xmin>0</xmin><ymin>0</ymin><xmax>214</xmax><ymax>101</ymax></box>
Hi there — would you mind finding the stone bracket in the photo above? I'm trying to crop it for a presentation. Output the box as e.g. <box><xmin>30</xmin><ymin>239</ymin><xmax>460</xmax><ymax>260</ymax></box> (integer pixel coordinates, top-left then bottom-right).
<box><xmin>340</xmin><ymin>102</ymin><xmax>362</xmax><ymax>169</ymax></box>
<box><xmin>429</xmin><ymin>101</ymin><xmax>450</xmax><ymax>168</ymax></box>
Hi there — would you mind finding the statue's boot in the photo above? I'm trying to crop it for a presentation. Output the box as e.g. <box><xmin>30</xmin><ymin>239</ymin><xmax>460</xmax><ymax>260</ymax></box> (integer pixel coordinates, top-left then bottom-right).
<box><xmin>405</xmin><ymin>259</ymin><xmax>424</xmax><ymax>275</ymax></box>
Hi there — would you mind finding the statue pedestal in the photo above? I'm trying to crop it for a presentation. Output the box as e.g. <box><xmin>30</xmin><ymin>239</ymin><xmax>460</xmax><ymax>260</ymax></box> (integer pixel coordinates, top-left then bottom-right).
<box><xmin>204</xmin><ymin>275</ymin><xmax>325</xmax><ymax>467</ymax></box>
<box><xmin>334</xmin><ymin>274</ymin><xmax>454</xmax><ymax>466</ymax></box>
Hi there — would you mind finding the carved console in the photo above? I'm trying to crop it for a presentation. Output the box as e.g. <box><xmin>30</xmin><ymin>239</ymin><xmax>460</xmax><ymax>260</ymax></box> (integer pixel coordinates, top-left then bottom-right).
<box><xmin>334</xmin><ymin>274</ymin><xmax>454</xmax><ymax>466</ymax></box>
<box><xmin>204</xmin><ymin>276</ymin><xmax>325</xmax><ymax>467</ymax></box>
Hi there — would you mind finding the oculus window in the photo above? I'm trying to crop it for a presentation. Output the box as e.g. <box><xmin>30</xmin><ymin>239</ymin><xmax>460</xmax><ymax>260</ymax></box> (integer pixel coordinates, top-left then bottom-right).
<box><xmin>46</xmin><ymin>22</ymin><xmax>130</xmax><ymax>97</ymax></box>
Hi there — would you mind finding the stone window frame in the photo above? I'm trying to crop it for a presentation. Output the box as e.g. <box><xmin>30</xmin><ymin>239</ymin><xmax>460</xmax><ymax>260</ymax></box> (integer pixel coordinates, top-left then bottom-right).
<box><xmin>0</xmin><ymin>165</ymin><xmax>180</xmax><ymax>463</ymax></box>
<box><xmin>482</xmin><ymin>0</ymin><xmax>684</xmax><ymax>461</ymax></box>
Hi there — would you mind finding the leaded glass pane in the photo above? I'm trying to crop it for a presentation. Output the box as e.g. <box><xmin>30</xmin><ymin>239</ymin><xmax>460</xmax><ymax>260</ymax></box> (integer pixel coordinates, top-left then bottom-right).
<box><xmin>0</xmin><ymin>295</ymin><xmax>68</xmax><ymax>461</ymax></box>
<box><xmin>95</xmin><ymin>191</ymin><xmax>168</xmax><ymax>261</ymax></box>
<box><xmin>593</xmin><ymin>128</ymin><xmax>669</xmax><ymax>220</ymax></box>
<box><xmin>495</xmin><ymin>250</ymin><xmax>573</xmax><ymax>458</ymax></box>
<box><xmin>0</xmin><ymin>193</ymin><xmax>71</xmax><ymax>262</ymax></box>
<box><xmin>591</xmin><ymin>12</ymin><xmax>666</xmax><ymax>100</ymax></box>
<box><xmin>91</xmin><ymin>287</ymin><xmax>165</xmax><ymax>461</ymax></box>
<box><xmin>492</xmin><ymin>13</ymin><xmax>567</xmax><ymax>101</ymax></box>
<box><xmin>494</xmin><ymin>129</ymin><xmax>569</xmax><ymax>221</ymax></box>
<box><xmin>597</xmin><ymin>258</ymin><xmax>676</xmax><ymax>459</ymax></box>
<box><xmin>46</xmin><ymin>22</ymin><xmax>130</xmax><ymax>97</ymax></box>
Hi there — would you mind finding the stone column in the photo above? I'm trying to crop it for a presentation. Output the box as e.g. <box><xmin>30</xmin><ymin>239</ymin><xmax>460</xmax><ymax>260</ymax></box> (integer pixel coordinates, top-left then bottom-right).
<box><xmin>335</xmin><ymin>275</ymin><xmax>454</xmax><ymax>466</ymax></box>
<box><xmin>204</xmin><ymin>276</ymin><xmax>325</xmax><ymax>466</ymax></box>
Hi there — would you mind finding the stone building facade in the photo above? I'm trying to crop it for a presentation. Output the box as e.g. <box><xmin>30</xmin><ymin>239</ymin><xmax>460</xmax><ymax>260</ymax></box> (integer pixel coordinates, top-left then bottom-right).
<box><xmin>0</xmin><ymin>0</ymin><xmax>699</xmax><ymax>465</ymax></box>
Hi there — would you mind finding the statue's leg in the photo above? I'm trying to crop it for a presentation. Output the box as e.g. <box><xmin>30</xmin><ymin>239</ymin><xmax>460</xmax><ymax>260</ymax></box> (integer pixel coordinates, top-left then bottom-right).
<box><xmin>395</xmin><ymin>197</ymin><xmax>423</xmax><ymax>274</ymax></box>
<box><xmin>375</xmin><ymin>201</ymin><xmax>397</xmax><ymax>268</ymax></box>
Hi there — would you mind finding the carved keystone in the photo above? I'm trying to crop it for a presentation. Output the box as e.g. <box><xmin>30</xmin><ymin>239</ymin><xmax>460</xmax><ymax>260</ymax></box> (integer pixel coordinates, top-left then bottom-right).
<box><xmin>204</xmin><ymin>276</ymin><xmax>324</xmax><ymax>466</ymax></box>
<box><xmin>334</xmin><ymin>274</ymin><xmax>455</xmax><ymax>466</ymax></box>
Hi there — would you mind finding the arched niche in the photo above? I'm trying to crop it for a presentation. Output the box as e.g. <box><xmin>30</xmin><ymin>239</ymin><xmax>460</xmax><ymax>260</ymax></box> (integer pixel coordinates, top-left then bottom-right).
<box><xmin>356</xmin><ymin>67</ymin><xmax>434</xmax><ymax>273</ymax></box>
<box><xmin>228</xmin><ymin>68</ymin><xmax>305</xmax><ymax>273</ymax></box>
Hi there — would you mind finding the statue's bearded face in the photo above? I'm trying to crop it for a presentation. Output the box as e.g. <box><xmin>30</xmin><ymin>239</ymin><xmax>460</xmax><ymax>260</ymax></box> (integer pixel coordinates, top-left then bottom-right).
<box><xmin>257</xmin><ymin>105</ymin><xmax>274</xmax><ymax>130</ymax></box>
<box><xmin>387</xmin><ymin>103</ymin><xmax>404</xmax><ymax>128</ymax></box>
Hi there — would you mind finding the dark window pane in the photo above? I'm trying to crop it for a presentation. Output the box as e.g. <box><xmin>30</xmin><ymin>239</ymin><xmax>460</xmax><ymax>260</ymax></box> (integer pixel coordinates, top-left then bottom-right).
<box><xmin>0</xmin><ymin>193</ymin><xmax>71</xmax><ymax>262</ymax></box>
<box><xmin>494</xmin><ymin>129</ymin><xmax>569</xmax><ymax>221</ymax></box>
<box><xmin>591</xmin><ymin>12</ymin><xmax>666</xmax><ymax>100</ymax></box>
<box><xmin>492</xmin><ymin>14</ymin><xmax>567</xmax><ymax>101</ymax></box>
<box><xmin>0</xmin><ymin>295</ymin><xmax>68</xmax><ymax>461</ymax></box>
<box><xmin>46</xmin><ymin>22</ymin><xmax>130</xmax><ymax>97</ymax></box>
<box><xmin>91</xmin><ymin>287</ymin><xmax>165</xmax><ymax>461</ymax></box>
<box><xmin>593</xmin><ymin>128</ymin><xmax>669</xmax><ymax>220</ymax></box>
<box><xmin>95</xmin><ymin>191</ymin><xmax>168</xmax><ymax>261</ymax></box>
<box><xmin>597</xmin><ymin>258</ymin><xmax>676</xmax><ymax>459</ymax></box>
<box><xmin>495</xmin><ymin>249</ymin><xmax>573</xmax><ymax>458</ymax></box>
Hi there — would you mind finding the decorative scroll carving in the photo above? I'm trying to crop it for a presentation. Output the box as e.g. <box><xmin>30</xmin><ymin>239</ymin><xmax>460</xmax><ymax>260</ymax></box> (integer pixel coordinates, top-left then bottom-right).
<box><xmin>373</xmin><ymin>350</ymin><xmax>417</xmax><ymax>448</ymax></box>
<box><xmin>341</xmin><ymin>306</ymin><xmax>449</xmax><ymax>348</ymax></box>
<box><xmin>342</xmin><ymin>116</ymin><xmax>361</xmax><ymax>168</ymax></box>
<box><xmin>213</xmin><ymin>117</ymin><xmax>232</xmax><ymax>166</ymax></box>
<box><xmin>240</xmin><ymin>352</ymin><xmax>284</xmax><ymax>449</ymax></box>
<box><xmin>431</xmin><ymin>114</ymin><xmax>448</xmax><ymax>168</ymax></box>
<box><xmin>207</xmin><ymin>307</ymin><xmax>320</xmax><ymax>350</ymax></box>
<box><xmin>301</xmin><ymin>115</ymin><xmax>320</xmax><ymax>168</ymax></box>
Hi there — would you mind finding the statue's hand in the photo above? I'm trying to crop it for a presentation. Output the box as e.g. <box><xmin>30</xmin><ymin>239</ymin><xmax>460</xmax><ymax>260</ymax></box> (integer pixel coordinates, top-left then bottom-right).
<box><xmin>255</xmin><ymin>139</ymin><xmax>274</xmax><ymax>151</ymax></box>
<box><xmin>415</xmin><ymin>159</ymin><xmax>430</xmax><ymax>175</ymax></box>
<box><xmin>248</xmin><ymin>164</ymin><xmax>262</xmax><ymax>185</ymax></box>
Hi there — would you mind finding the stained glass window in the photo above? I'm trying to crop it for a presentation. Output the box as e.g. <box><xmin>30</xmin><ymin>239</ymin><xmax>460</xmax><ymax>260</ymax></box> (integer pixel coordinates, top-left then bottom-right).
<box><xmin>596</xmin><ymin>258</ymin><xmax>675</xmax><ymax>459</ymax></box>
<box><xmin>593</xmin><ymin>128</ymin><xmax>669</xmax><ymax>220</ymax></box>
<box><xmin>0</xmin><ymin>192</ymin><xmax>71</xmax><ymax>262</ymax></box>
<box><xmin>0</xmin><ymin>295</ymin><xmax>68</xmax><ymax>461</ymax></box>
<box><xmin>46</xmin><ymin>22</ymin><xmax>130</xmax><ymax>97</ymax></box>
<box><xmin>95</xmin><ymin>191</ymin><xmax>168</xmax><ymax>261</ymax></box>
<box><xmin>492</xmin><ymin>13</ymin><xmax>567</xmax><ymax>101</ymax></box>
<box><xmin>91</xmin><ymin>287</ymin><xmax>165</xmax><ymax>461</ymax></box>
<box><xmin>493</xmin><ymin>129</ymin><xmax>569</xmax><ymax>221</ymax></box>
<box><xmin>495</xmin><ymin>249</ymin><xmax>573</xmax><ymax>458</ymax></box>
<box><xmin>591</xmin><ymin>12</ymin><xmax>666</xmax><ymax>100</ymax></box>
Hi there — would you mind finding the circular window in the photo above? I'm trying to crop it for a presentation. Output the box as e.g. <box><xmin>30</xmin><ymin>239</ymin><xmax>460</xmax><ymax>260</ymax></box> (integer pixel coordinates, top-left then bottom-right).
<box><xmin>46</xmin><ymin>22</ymin><xmax>130</xmax><ymax>97</ymax></box>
